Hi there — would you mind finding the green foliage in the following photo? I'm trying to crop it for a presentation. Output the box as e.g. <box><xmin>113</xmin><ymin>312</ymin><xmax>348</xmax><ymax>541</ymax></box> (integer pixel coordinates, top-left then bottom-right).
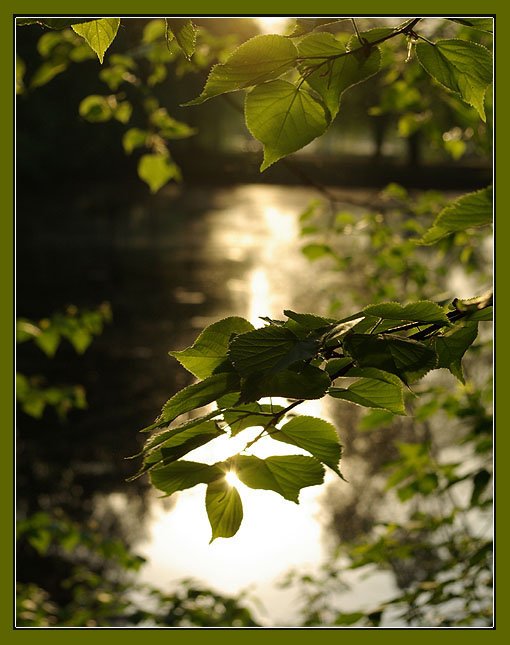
<box><xmin>72</xmin><ymin>19</ymin><xmax>120</xmax><ymax>64</ymax></box>
<box><xmin>206</xmin><ymin>478</ymin><xmax>243</xmax><ymax>542</ymax></box>
<box><xmin>329</xmin><ymin>367</ymin><xmax>405</xmax><ymax>415</ymax></box>
<box><xmin>137</xmin><ymin>153</ymin><xmax>181</xmax><ymax>193</ymax></box>
<box><xmin>415</xmin><ymin>39</ymin><xmax>492</xmax><ymax>121</ymax></box>
<box><xmin>165</xmin><ymin>19</ymin><xmax>197</xmax><ymax>60</ymax></box>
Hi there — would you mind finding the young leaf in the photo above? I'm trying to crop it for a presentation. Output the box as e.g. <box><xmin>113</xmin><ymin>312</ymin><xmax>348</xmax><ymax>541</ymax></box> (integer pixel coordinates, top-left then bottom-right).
<box><xmin>150</xmin><ymin>460</ymin><xmax>223</xmax><ymax>497</ymax></box>
<box><xmin>184</xmin><ymin>35</ymin><xmax>298</xmax><ymax>105</ymax></box>
<box><xmin>245</xmin><ymin>79</ymin><xmax>330</xmax><ymax>171</ymax></box>
<box><xmin>271</xmin><ymin>416</ymin><xmax>342</xmax><ymax>475</ymax></box>
<box><xmin>233</xmin><ymin>455</ymin><xmax>325</xmax><ymax>503</ymax></box>
<box><xmin>429</xmin><ymin>322</ymin><xmax>478</xmax><ymax>383</ymax></box>
<box><xmin>166</xmin><ymin>18</ymin><xmax>196</xmax><ymax>59</ymax></box>
<box><xmin>72</xmin><ymin>19</ymin><xmax>120</xmax><ymax>64</ymax></box>
<box><xmin>240</xmin><ymin>365</ymin><xmax>331</xmax><ymax>402</ymax></box>
<box><xmin>344</xmin><ymin>334</ymin><xmax>438</xmax><ymax>384</ymax></box>
<box><xmin>416</xmin><ymin>39</ymin><xmax>492</xmax><ymax>120</ymax></box>
<box><xmin>298</xmin><ymin>32</ymin><xmax>381</xmax><ymax>119</ymax></box>
<box><xmin>363</xmin><ymin>301</ymin><xmax>449</xmax><ymax>324</ymax></box>
<box><xmin>138</xmin><ymin>154</ymin><xmax>180</xmax><ymax>193</ymax></box>
<box><xmin>206</xmin><ymin>478</ymin><xmax>243</xmax><ymax>541</ymax></box>
<box><xmin>229</xmin><ymin>325</ymin><xmax>318</xmax><ymax>378</ymax></box>
<box><xmin>170</xmin><ymin>317</ymin><xmax>254</xmax><ymax>379</ymax></box>
<box><xmin>329</xmin><ymin>367</ymin><xmax>405</xmax><ymax>415</ymax></box>
<box><xmin>159</xmin><ymin>373</ymin><xmax>240</xmax><ymax>424</ymax></box>
<box><xmin>418</xmin><ymin>187</ymin><xmax>493</xmax><ymax>245</ymax></box>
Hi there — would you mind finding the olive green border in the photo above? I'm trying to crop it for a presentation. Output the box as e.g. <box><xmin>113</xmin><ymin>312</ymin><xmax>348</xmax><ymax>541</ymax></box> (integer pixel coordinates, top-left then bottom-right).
<box><xmin>4</xmin><ymin>0</ymin><xmax>501</xmax><ymax>642</ymax></box>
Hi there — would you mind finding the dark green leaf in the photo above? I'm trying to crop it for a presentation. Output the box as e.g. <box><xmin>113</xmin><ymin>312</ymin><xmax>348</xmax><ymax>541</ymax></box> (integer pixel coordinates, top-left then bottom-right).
<box><xmin>229</xmin><ymin>325</ymin><xmax>318</xmax><ymax>378</ymax></box>
<box><xmin>363</xmin><ymin>301</ymin><xmax>449</xmax><ymax>324</ymax></box>
<box><xmin>72</xmin><ymin>18</ymin><xmax>120</xmax><ymax>64</ymax></box>
<box><xmin>470</xmin><ymin>469</ymin><xmax>491</xmax><ymax>505</ymax></box>
<box><xmin>329</xmin><ymin>367</ymin><xmax>405</xmax><ymax>414</ymax></box>
<box><xmin>419</xmin><ymin>187</ymin><xmax>493</xmax><ymax>244</ymax></box>
<box><xmin>465</xmin><ymin>307</ymin><xmax>492</xmax><ymax>322</ymax></box>
<box><xmin>245</xmin><ymin>79</ymin><xmax>330</xmax><ymax>171</ymax></box>
<box><xmin>223</xmin><ymin>402</ymin><xmax>283</xmax><ymax>436</ymax></box>
<box><xmin>170</xmin><ymin>317</ymin><xmax>254</xmax><ymax>379</ymax></box>
<box><xmin>448</xmin><ymin>18</ymin><xmax>493</xmax><ymax>33</ymax></box>
<box><xmin>283</xmin><ymin>310</ymin><xmax>337</xmax><ymax>331</ymax></box>
<box><xmin>159</xmin><ymin>373</ymin><xmax>240</xmax><ymax>424</ymax></box>
<box><xmin>184</xmin><ymin>34</ymin><xmax>297</xmax><ymax>105</ymax></box>
<box><xmin>416</xmin><ymin>39</ymin><xmax>492</xmax><ymax>120</ymax></box>
<box><xmin>206</xmin><ymin>478</ymin><xmax>243</xmax><ymax>541</ymax></box>
<box><xmin>298</xmin><ymin>32</ymin><xmax>381</xmax><ymax>119</ymax></box>
<box><xmin>271</xmin><ymin>416</ymin><xmax>342</xmax><ymax>475</ymax></box>
<box><xmin>150</xmin><ymin>460</ymin><xmax>223</xmax><ymax>497</ymax></box>
<box><xmin>344</xmin><ymin>334</ymin><xmax>438</xmax><ymax>383</ymax></box>
<box><xmin>233</xmin><ymin>454</ymin><xmax>324</xmax><ymax>502</ymax></box>
<box><xmin>143</xmin><ymin>411</ymin><xmax>223</xmax><ymax>451</ymax></box>
<box><xmin>166</xmin><ymin>19</ymin><xmax>196</xmax><ymax>59</ymax></box>
<box><xmin>157</xmin><ymin>421</ymin><xmax>224</xmax><ymax>465</ymax></box>
<box><xmin>430</xmin><ymin>322</ymin><xmax>478</xmax><ymax>382</ymax></box>
<box><xmin>240</xmin><ymin>365</ymin><xmax>331</xmax><ymax>402</ymax></box>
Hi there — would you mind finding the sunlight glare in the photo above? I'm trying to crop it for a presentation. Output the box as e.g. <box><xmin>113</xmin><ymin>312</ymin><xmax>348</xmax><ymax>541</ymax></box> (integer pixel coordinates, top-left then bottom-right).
<box><xmin>225</xmin><ymin>470</ymin><xmax>241</xmax><ymax>487</ymax></box>
<box><xmin>255</xmin><ymin>17</ymin><xmax>290</xmax><ymax>34</ymax></box>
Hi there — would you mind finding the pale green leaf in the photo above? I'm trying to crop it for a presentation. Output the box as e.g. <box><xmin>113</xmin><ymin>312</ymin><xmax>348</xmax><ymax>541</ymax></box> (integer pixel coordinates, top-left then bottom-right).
<box><xmin>159</xmin><ymin>373</ymin><xmax>240</xmax><ymax>424</ymax></box>
<box><xmin>234</xmin><ymin>454</ymin><xmax>324</xmax><ymax>502</ymax></box>
<box><xmin>245</xmin><ymin>79</ymin><xmax>330</xmax><ymax>171</ymax></box>
<box><xmin>344</xmin><ymin>334</ymin><xmax>438</xmax><ymax>384</ymax></box>
<box><xmin>145</xmin><ymin>421</ymin><xmax>225</xmax><ymax>468</ymax></box>
<box><xmin>290</xmin><ymin>18</ymin><xmax>346</xmax><ymax>36</ymax></box>
<box><xmin>223</xmin><ymin>402</ymin><xmax>283</xmax><ymax>436</ymax></box>
<box><xmin>166</xmin><ymin>19</ymin><xmax>197</xmax><ymax>59</ymax></box>
<box><xmin>79</xmin><ymin>95</ymin><xmax>114</xmax><ymax>122</ymax></box>
<box><xmin>137</xmin><ymin>154</ymin><xmax>181</xmax><ymax>193</ymax></box>
<box><xmin>363</xmin><ymin>301</ymin><xmax>449</xmax><ymax>324</ymax></box>
<box><xmin>229</xmin><ymin>325</ymin><xmax>318</xmax><ymax>378</ymax></box>
<box><xmin>419</xmin><ymin>187</ymin><xmax>493</xmax><ymax>245</ymax></box>
<box><xmin>448</xmin><ymin>18</ymin><xmax>493</xmax><ymax>33</ymax></box>
<box><xmin>184</xmin><ymin>34</ymin><xmax>298</xmax><ymax>105</ymax></box>
<box><xmin>206</xmin><ymin>478</ymin><xmax>243</xmax><ymax>541</ymax></box>
<box><xmin>329</xmin><ymin>367</ymin><xmax>405</xmax><ymax>414</ymax></box>
<box><xmin>430</xmin><ymin>322</ymin><xmax>478</xmax><ymax>382</ymax></box>
<box><xmin>150</xmin><ymin>460</ymin><xmax>223</xmax><ymax>497</ymax></box>
<box><xmin>170</xmin><ymin>317</ymin><xmax>254</xmax><ymax>379</ymax></box>
<box><xmin>122</xmin><ymin>128</ymin><xmax>149</xmax><ymax>154</ymax></box>
<box><xmin>416</xmin><ymin>39</ymin><xmax>492</xmax><ymax>120</ymax></box>
<box><xmin>72</xmin><ymin>18</ymin><xmax>120</xmax><ymax>63</ymax></box>
<box><xmin>298</xmin><ymin>32</ymin><xmax>381</xmax><ymax>119</ymax></box>
<box><xmin>271</xmin><ymin>416</ymin><xmax>342</xmax><ymax>475</ymax></box>
<box><xmin>301</xmin><ymin>243</ymin><xmax>334</xmax><ymax>261</ymax></box>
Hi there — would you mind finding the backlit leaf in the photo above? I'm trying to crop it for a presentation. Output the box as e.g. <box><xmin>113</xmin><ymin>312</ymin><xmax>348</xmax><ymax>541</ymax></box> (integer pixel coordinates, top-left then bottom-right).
<box><xmin>363</xmin><ymin>301</ymin><xmax>449</xmax><ymax>324</ymax></box>
<box><xmin>184</xmin><ymin>34</ymin><xmax>297</xmax><ymax>105</ymax></box>
<box><xmin>430</xmin><ymin>322</ymin><xmax>478</xmax><ymax>382</ymax></box>
<box><xmin>245</xmin><ymin>79</ymin><xmax>330</xmax><ymax>171</ymax></box>
<box><xmin>416</xmin><ymin>39</ymin><xmax>492</xmax><ymax>120</ymax></box>
<box><xmin>223</xmin><ymin>402</ymin><xmax>283</xmax><ymax>436</ymax></box>
<box><xmin>170</xmin><ymin>317</ymin><xmax>254</xmax><ymax>379</ymax></box>
<box><xmin>150</xmin><ymin>460</ymin><xmax>223</xmax><ymax>497</ymax></box>
<box><xmin>138</xmin><ymin>154</ymin><xmax>181</xmax><ymax>193</ymax></box>
<box><xmin>448</xmin><ymin>18</ymin><xmax>493</xmax><ymax>33</ymax></box>
<box><xmin>271</xmin><ymin>416</ymin><xmax>342</xmax><ymax>475</ymax></box>
<box><xmin>166</xmin><ymin>19</ymin><xmax>197</xmax><ymax>59</ymax></box>
<box><xmin>229</xmin><ymin>325</ymin><xmax>318</xmax><ymax>378</ymax></box>
<box><xmin>159</xmin><ymin>372</ymin><xmax>240</xmax><ymax>424</ymax></box>
<box><xmin>419</xmin><ymin>187</ymin><xmax>493</xmax><ymax>245</ymax></box>
<box><xmin>329</xmin><ymin>367</ymin><xmax>405</xmax><ymax>414</ymax></box>
<box><xmin>298</xmin><ymin>32</ymin><xmax>381</xmax><ymax>119</ymax></box>
<box><xmin>72</xmin><ymin>18</ymin><xmax>120</xmax><ymax>63</ymax></box>
<box><xmin>344</xmin><ymin>334</ymin><xmax>438</xmax><ymax>383</ymax></box>
<box><xmin>206</xmin><ymin>478</ymin><xmax>243</xmax><ymax>541</ymax></box>
<box><xmin>234</xmin><ymin>454</ymin><xmax>324</xmax><ymax>502</ymax></box>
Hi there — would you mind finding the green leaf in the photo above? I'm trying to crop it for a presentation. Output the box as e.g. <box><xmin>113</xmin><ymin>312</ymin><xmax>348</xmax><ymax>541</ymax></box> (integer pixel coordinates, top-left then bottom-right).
<box><xmin>184</xmin><ymin>34</ymin><xmax>297</xmax><ymax>105</ymax></box>
<box><xmin>416</xmin><ymin>39</ymin><xmax>492</xmax><ymax>120</ymax></box>
<box><xmin>170</xmin><ymin>317</ymin><xmax>254</xmax><ymax>380</ymax></box>
<box><xmin>150</xmin><ymin>460</ymin><xmax>223</xmax><ymax>497</ymax></box>
<box><xmin>283</xmin><ymin>310</ymin><xmax>337</xmax><ymax>331</ymax></box>
<box><xmin>465</xmin><ymin>307</ymin><xmax>492</xmax><ymax>322</ymax></box>
<box><xmin>137</xmin><ymin>154</ymin><xmax>181</xmax><ymax>193</ymax></box>
<box><xmin>290</xmin><ymin>18</ymin><xmax>346</xmax><ymax>36</ymax></box>
<box><xmin>363</xmin><ymin>301</ymin><xmax>449</xmax><ymax>324</ymax></box>
<box><xmin>448</xmin><ymin>18</ymin><xmax>493</xmax><ymax>33</ymax></box>
<box><xmin>271</xmin><ymin>416</ymin><xmax>342</xmax><ymax>475</ymax></box>
<box><xmin>418</xmin><ymin>187</ymin><xmax>493</xmax><ymax>245</ymax></box>
<box><xmin>146</xmin><ymin>421</ymin><xmax>225</xmax><ymax>469</ymax></box>
<box><xmin>229</xmin><ymin>325</ymin><xmax>318</xmax><ymax>378</ymax></box>
<box><xmin>329</xmin><ymin>367</ymin><xmax>405</xmax><ymax>415</ymax></box>
<box><xmin>166</xmin><ymin>19</ymin><xmax>197</xmax><ymax>59</ymax></box>
<box><xmin>34</xmin><ymin>328</ymin><xmax>60</xmax><ymax>357</ymax></box>
<box><xmin>142</xmin><ymin>411</ymin><xmax>223</xmax><ymax>451</ymax></box>
<box><xmin>234</xmin><ymin>455</ymin><xmax>324</xmax><ymax>502</ymax></box>
<box><xmin>298</xmin><ymin>32</ymin><xmax>381</xmax><ymax>119</ymax></box>
<box><xmin>240</xmin><ymin>365</ymin><xmax>330</xmax><ymax>403</ymax></box>
<box><xmin>325</xmin><ymin>357</ymin><xmax>353</xmax><ymax>377</ymax></box>
<box><xmin>245</xmin><ymin>79</ymin><xmax>330</xmax><ymax>171</ymax></box>
<box><xmin>72</xmin><ymin>18</ymin><xmax>120</xmax><ymax>64</ymax></box>
<box><xmin>301</xmin><ymin>243</ymin><xmax>334</xmax><ymax>261</ymax></box>
<box><xmin>206</xmin><ymin>478</ymin><xmax>243</xmax><ymax>541</ymax></box>
<box><xmin>17</xmin><ymin>18</ymin><xmax>96</xmax><ymax>29</ymax></box>
<box><xmin>430</xmin><ymin>322</ymin><xmax>478</xmax><ymax>382</ymax></box>
<box><xmin>159</xmin><ymin>373</ymin><xmax>240</xmax><ymax>424</ymax></box>
<box><xmin>223</xmin><ymin>402</ymin><xmax>283</xmax><ymax>436</ymax></box>
<box><xmin>79</xmin><ymin>95</ymin><xmax>114</xmax><ymax>122</ymax></box>
<box><xmin>122</xmin><ymin>128</ymin><xmax>149</xmax><ymax>154</ymax></box>
<box><xmin>470</xmin><ymin>469</ymin><xmax>491</xmax><ymax>505</ymax></box>
<box><xmin>344</xmin><ymin>334</ymin><xmax>438</xmax><ymax>384</ymax></box>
